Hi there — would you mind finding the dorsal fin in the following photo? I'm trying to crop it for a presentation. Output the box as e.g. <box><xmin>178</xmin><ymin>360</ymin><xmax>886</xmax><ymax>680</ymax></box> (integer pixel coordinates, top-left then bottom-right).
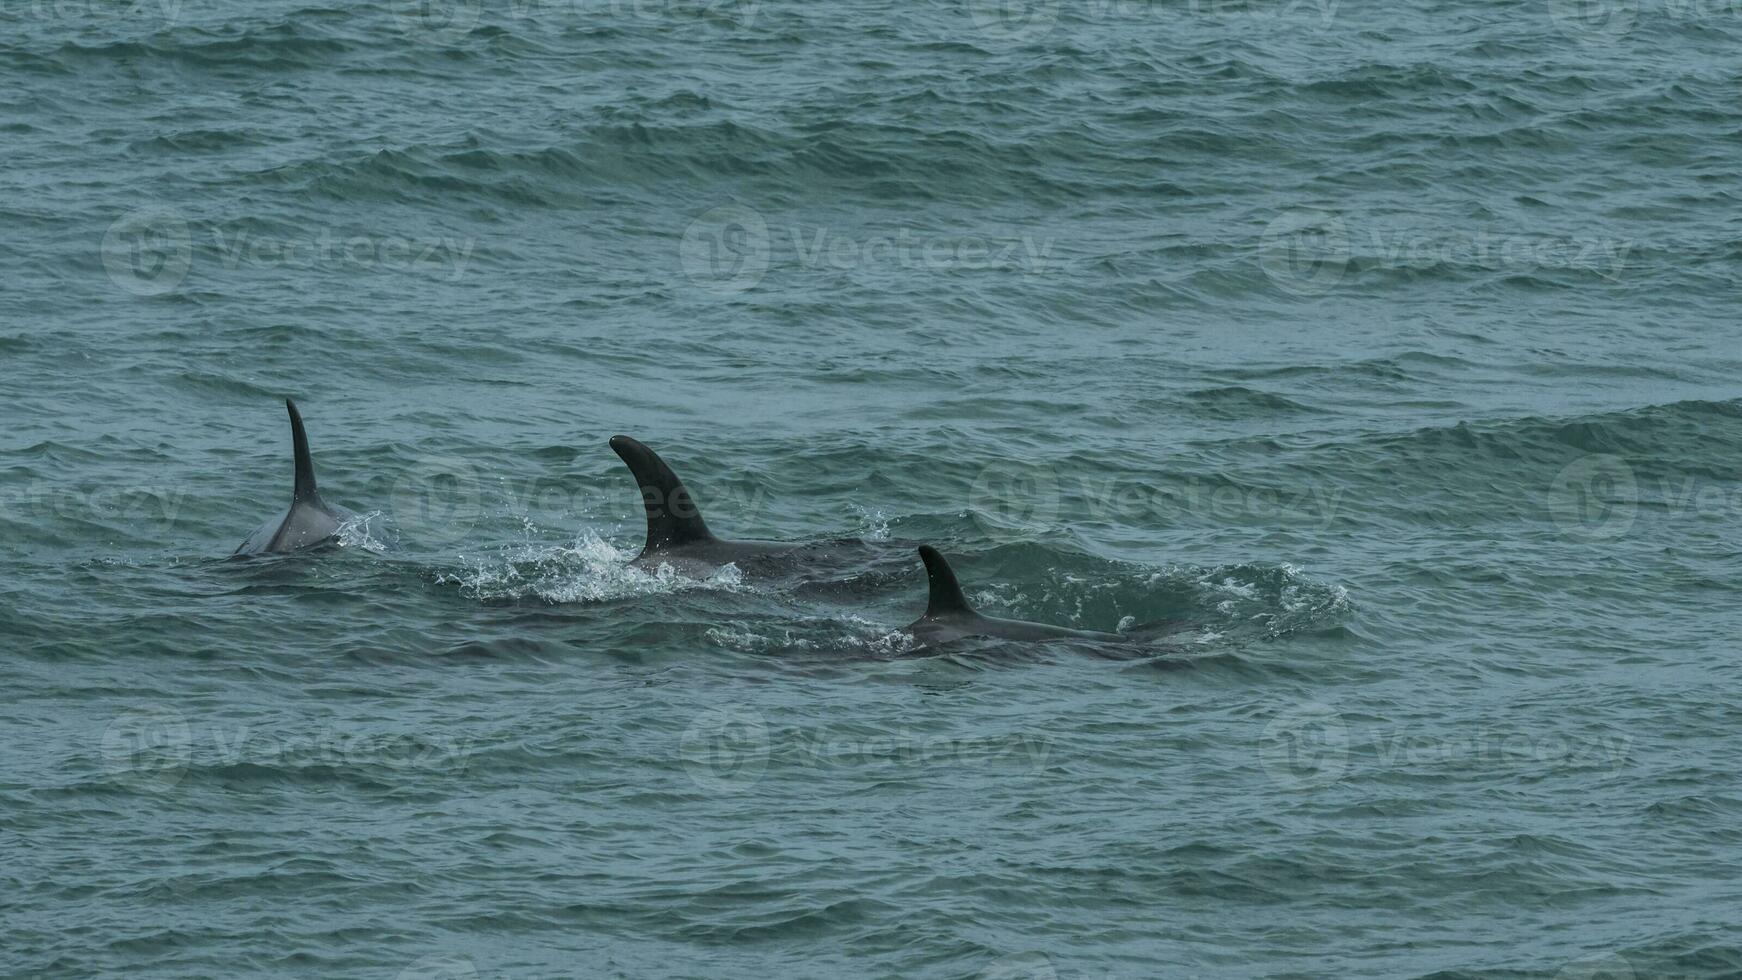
<box><xmin>287</xmin><ymin>398</ymin><xmax>318</xmax><ymax>502</ymax></box>
<box><xmin>610</xmin><ymin>435</ymin><xmax>716</xmax><ymax>552</ymax></box>
<box><xmin>918</xmin><ymin>546</ymin><xmax>975</xmax><ymax>617</ymax></box>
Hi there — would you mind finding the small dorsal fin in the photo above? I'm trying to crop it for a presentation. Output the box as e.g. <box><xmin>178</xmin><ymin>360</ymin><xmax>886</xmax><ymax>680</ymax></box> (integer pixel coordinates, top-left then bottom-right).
<box><xmin>287</xmin><ymin>398</ymin><xmax>318</xmax><ymax>502</ymax></box>
<box><xmin>919</xmin><ymin>546</ymin><xmax>975</xmax><ymax>617</ymax></box>
<box><xmin>610</xmin><ymin>435</ymin><xmax>716</xmax><ymax>552</ymax></box>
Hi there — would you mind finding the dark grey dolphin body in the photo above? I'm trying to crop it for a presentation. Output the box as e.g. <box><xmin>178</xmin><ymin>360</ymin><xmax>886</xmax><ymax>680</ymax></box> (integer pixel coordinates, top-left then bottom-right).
<box><xmin>901</xmin><ymin>545</ymin><xmax>1128</xmax><ymax>648</ymax></box>
<box><xmin>609</xmin><ymin>435</ymin><xmax>827</xmax><ymax>576</ymax></box>
<box><xmin>234</xmin><ymin>400</ymin><xmax>359</xmax><ymax>556</ymax></box>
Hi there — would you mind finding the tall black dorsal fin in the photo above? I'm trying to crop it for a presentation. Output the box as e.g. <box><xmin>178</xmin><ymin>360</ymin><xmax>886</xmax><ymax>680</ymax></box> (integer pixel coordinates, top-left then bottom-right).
<box><xmin>610</xmin><ymin>435</ymin><xmax>716</xmax><ymax>552</ymax></box>
<box><xmin>918</xmin><ymin>546</ymin><xmax>975</xmax><ymax>618</ymax></box>
<box><xmin>287</xmin><ymin>398</ymin><xmax>318</xmax><ymax>502</ymax></box>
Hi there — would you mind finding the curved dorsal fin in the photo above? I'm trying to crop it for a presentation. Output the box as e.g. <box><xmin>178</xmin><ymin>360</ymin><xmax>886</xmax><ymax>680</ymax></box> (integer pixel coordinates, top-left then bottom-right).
<box><xmin>610</xmin><ymin>435</ymin><xmax>716</xmax><ymax>552</ymax></box>
<box><xmin>287</xmin><ymin>399</ymin><xmax>318</xmax><ymax>502</ymax></box>
<box><xmin>918</xmin><ymin>546</ymin><xmax>975</xmax><ymax>617</ymax></box>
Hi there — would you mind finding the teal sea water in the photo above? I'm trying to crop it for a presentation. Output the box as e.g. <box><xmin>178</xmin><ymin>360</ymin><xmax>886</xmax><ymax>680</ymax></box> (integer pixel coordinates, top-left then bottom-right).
<box><xmin>6</xmin><ymin>1</ymin><xmax>1742</xmax><ymax>976</ymax></box>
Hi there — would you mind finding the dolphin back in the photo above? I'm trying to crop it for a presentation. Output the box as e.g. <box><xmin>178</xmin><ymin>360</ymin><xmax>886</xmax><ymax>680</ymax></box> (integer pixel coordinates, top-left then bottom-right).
<box><xmin>235</xmin><ymin>500</ymin><xmax>353</xmax><ymax>555</ymax></box>
<box><xmin>905</xmin><ymin>546</ymin><xmax>1131</xmax><ymax>648</ymax></box>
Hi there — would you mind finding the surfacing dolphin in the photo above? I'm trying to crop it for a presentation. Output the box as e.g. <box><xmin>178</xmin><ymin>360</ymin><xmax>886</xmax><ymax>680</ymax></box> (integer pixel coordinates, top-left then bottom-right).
<box><xmin>901</xmin><ymin>546</ymin><xmax>1125</xmax><ymax>648</ymax></box>
<box><xmin>234</xmin><ymin>399</ymin><xmax>359</xmax><ymax>556</ymax></box>
<box><xmin>609</xmin><ymin>435</ymin><xmax>872</xmax><ymax>577</ymax></box>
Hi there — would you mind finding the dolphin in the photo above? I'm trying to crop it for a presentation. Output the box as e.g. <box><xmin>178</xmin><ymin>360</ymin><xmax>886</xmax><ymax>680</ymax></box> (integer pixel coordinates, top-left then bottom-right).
<box><xmin>900</xmin><ymin>545</ymin><xmax>1129</xmax><ymax>648</ymax></box>
<box><xmin>609</xmin><ymin>435</ymin><xmax>821</xmax><ymax>575</ymax></box>
<box><xmin>234</xmin><ymin>399</ymin><xmax>359</xmax><ymax>555</ymax></box>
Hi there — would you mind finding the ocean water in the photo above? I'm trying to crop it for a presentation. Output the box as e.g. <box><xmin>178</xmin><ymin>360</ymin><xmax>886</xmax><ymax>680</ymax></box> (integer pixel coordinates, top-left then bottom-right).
<box><xmin>6</xmin><ymin>0</ymin><xmax>1742</xmax><ymax>977</ymax></box>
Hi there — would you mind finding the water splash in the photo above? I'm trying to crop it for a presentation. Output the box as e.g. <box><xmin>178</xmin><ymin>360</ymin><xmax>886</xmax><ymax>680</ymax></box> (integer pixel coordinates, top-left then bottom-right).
<box><xmin>436</xmin><ymin>531</ymin><xmax>748</xmax><ymax>604</ymax></box>
<box><xmin>848</xmin><ymin>503</ymin><xmax>892</xmax><ymax>541</ymax></box>
<box><xmin>1188</xmin><ymin>562</ymin><xmax>1353</xmax><ymax>638</ymax></box>
<box><xmin>335</xmin><ymin>511</ymin><xmax>393</xmax><ymax>555</ymax></box>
